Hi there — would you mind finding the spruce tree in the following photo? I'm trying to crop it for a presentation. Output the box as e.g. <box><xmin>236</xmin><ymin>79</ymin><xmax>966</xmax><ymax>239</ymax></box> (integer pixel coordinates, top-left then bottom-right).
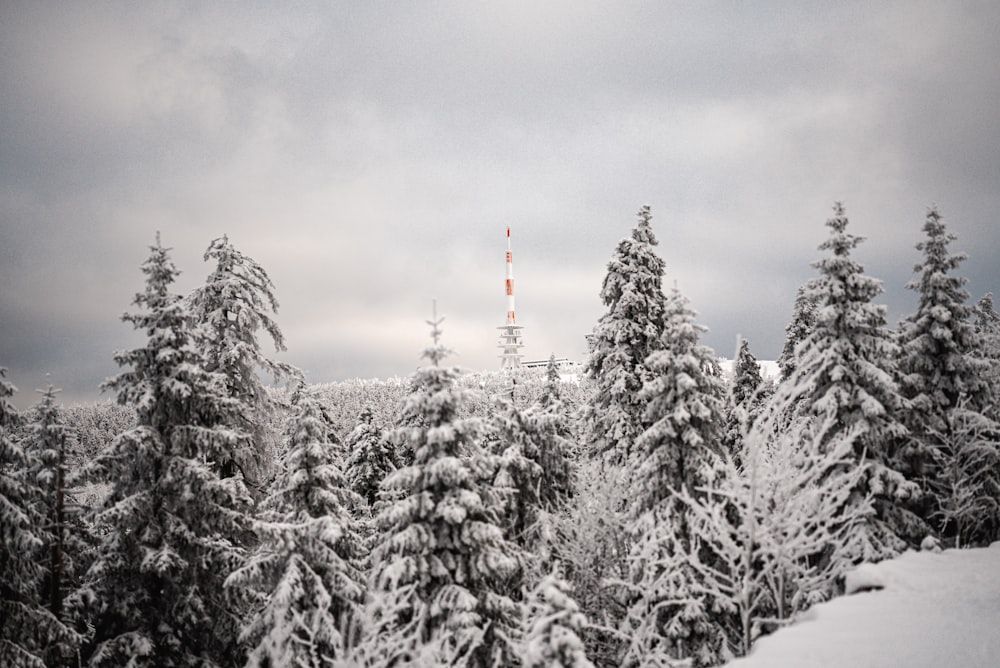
<box><xmin>81</xmin><ymin>235</ymin><xmax>252</xmax><ymax>666</ymax></box>
<box><xmin>521</xmin><ymin>572</ymin><xmax>595</xmax><ymax>668</ymax></box>
<box><xmin>584</xmin><ymin>205</ymin><xmax>667</xmax><ymax>465</ymax></box>
<box><xmin>527</xmin><ymin>355</ymin><xmax>575</xmax><ymax>509</ymax></box>
<box><xmin>622</xmin><ymin>287</ymin><xmax>729</xmax><ymax>667</ymax></box>
<box><xmin>226</xmin><ymin>389</ymin><xmax>366</xmax><ymax>666</ymax></box>
<box><xmin>0</xmin><ymin>371</ymin><xmax>77</xmax><ymax>667</ymax></box>
<box><xmin>188</xmin><ymin>235</ymin><xmax>301</xmax><ymax>491</ymax></box>
<box><xmin>723</xmin><ymin>338</ymin><xmax>766</xmax><ymax>457</ymax></box>
<box><xmin>493</xmin><ymin>398</ymin><xmax>544</xmax><ymax>546</ymax></box>
<box><xmin>24</xmin><ymin>385</ymin><xmax>88</xmax><ymax>665</ymax></box>
<box><xmin>777</xmin><ymin>286</ymin><xmax>818</xmax><ymax>381</ymax></box>
<box><xmin>344</xmin><ymin>406</ymin><xmax>396</xmax><ymax>509</ymax></box>
<box><xmin>897</xmin><ymin>207</ymin><xmax>997</xmax><ymax>541</ymax></box>
<box><xmin>371</xmin><ymin>309</ymin><xmax>521</xmax><ymax>666</ymax></box>
<box><xmin>632</xmin><ymin>287</ymin><xmax>725</xmax><ymax>516</ymax></box>
<box><xmin>973</xmin><ymin>293</ymin><xmax>1000</xmax><ymax>429</ymax></box>
<box><xmin>786</xmin><ymin>203</ymin><xmax>917</xmax><ymax>557</ymax></box>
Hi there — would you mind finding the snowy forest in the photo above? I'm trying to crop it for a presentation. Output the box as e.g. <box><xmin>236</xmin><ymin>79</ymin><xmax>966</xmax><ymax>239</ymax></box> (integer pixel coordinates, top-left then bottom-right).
<box><xmin>2</xmin><ymin>203</ymin><xmax>999</xmax><ymax>667</ymax></box>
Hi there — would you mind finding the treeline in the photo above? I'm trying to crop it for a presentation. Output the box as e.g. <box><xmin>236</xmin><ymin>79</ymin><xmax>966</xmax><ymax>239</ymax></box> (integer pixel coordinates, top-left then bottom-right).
<box><xmin>1</xmin><ymin>203</ymin><xmax>998</xmax><ymax>667</ymax></box>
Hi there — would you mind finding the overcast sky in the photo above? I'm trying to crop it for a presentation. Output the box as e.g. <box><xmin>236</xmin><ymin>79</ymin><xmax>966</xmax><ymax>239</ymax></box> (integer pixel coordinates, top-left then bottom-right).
<box><xmin>2</xmin><ymin>2</ymin><xmax>998</xmax><ymax>409</ymax></box>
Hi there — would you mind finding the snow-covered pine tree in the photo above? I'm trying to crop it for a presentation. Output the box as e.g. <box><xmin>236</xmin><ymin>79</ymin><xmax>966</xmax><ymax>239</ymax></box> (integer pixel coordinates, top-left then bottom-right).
<box><xmin>924</xmin><ymin>399</ymin><xmax>1000</xmax><ymax>547</ymax></box>
<box><xmin>23</xmin><ymin>385</ymin><xmax>89</xmax><ymax>665</ymax></box>
<box><xmin>973</xmin><ymin>294</ymin><xmax>1000</xmax><ymax>461</ymax></box>
<box><xmin>621</xmin><ymin>286</ymin><xmax>729</xmax><ymax>668</ymax></box>
<box><xmin>345</xmin><ymin>406</ymin><xmax>396</xmax><ymax>509</ymax></box>
<box><xmin>493</xmin><ymin>397</ymin><xmax>544</xmax><ymax>546</ymax></box>
<box><xmin>584</xmin><ymin>205</ymin><xmax>667</xmax><ymax>465</ymax></box>
<box><xmin>541</xmin><ymin>460</ymin><xmax>630</xmax><ymax>668</ymax></box>
<box><xmin>521</xmin><ymin>572</ymin><xmax>595</xmax><ymax>668</ymax></box>
<box><xmin>777</xmin><ymin>286</ymin><xmax>818</xmax><ymax>381</ymax></box>
<box><xmin>81</xmin><ymin>235</ymin><xmax>253</xmax><ymax>666</ymax></box>
<box><xmin>527</xmin><ymin>354</ymin><xmax>575</xmax><ymax>510</ymax></box>
<box><xmin>371</xmin><ymin>309</ymin><xmax>521</xmax><ymax>667</ymax></box>
<box><xmin>226</xmin><ymin>388</ymin><xmax>367</xmax><ymax>666</ymax></box>
<box><xmin>974</xmin><ymin>293</ymin><xmax>1000</xmax><ymax>363</ymax></box>
<box><xmin>723</xmin><ymin>338</ymin><xmax>767</xmax><ymax>458</ymax></box>
<box><xmin>898</xmin><ymin>208</ymin><xmax>998</xmax><ymax>542</ymax></box>
<box><xmin>974</xmin><ymin>293</ymin><xmax>1000</xmax><ymax>389</ymax></box>
<box><xmin>187</xmin><ymin>235</ymin><xmax>301</xmax><ymax>491</ymax></box>
<box><xmin>0</xmin><ymin>371</ymin><xmax>77</xmax><ymax>667</ymax></box>
<box><xmin>784</xmin><ymin>203</ymin><xmax>918</xmax><ymax>558</ymax></box>
<box><xmin>632</xmin><ymin>286</ymin><xmax>725</xmax><ymax>516</ymax></box>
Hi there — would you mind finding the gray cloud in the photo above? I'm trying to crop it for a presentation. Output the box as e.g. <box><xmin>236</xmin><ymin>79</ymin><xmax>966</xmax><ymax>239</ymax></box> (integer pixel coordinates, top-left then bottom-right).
<box><xmin>1</xmin><ymin>1</ymin><xmax>998</xmax><ymax>409</ymax></box>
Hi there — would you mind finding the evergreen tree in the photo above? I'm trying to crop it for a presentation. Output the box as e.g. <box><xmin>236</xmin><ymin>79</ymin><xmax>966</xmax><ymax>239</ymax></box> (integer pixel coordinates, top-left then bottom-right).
<box><xmin>0</xmin><ymin>371</ymin><xmax>77</xmax><ymax>667</ymax></box>
<box><xmin>81</xmin><ymin>235</ymin><xmax>252</xmax><ymax>666</ymax></box>
<box><xmin>777</xmin><ymin>285</ymin><xmax>818</xmax><ymax>381</ymax></box>
<box><xmin>226</xmin><ymin>389</ymin><xmax>367</xmax><ymax>666</ymax></box>
<box><xmin>188</xmin><ymin>235</ymin><xmax>301</xmax><ymax>491</ymax></box>
<box><xmin>24</xmin><ymin>385</ymin><xmax>88</xmax><ymax>665</ymax></box>
<box><xmin>493</xmin><ymin>398</ymin><xmax>544</xmax><ymax>546</ymax></box>
<box><xmin>371</xmin><ymin>309</ymin><xmax>522</xmax><ymax>667</ymax></box>
<box><xmin>541</xmin><ymin>461</ymin><xmax>630</xmax><ymax>668</ymax></box>
<box><xmin>527</xmin><ymin>355</ymin><xmax>575</xmax><ymax>509</ymax></box>
<box><xmin>924</xmin><ymin>400</ymin><xmax>1000</xmax><ymax>547</ymax></box>
<box><xmin>785</xmin><ymin>203</ymin><xmax>917</xmax><ymax>557</ymax></box>
<box><xmin>521</xmin><ymin>572</ymin><xmax>595</xmax><ymax>668</ymax></box>
<box><xmin>621</xmin><ymin>287</ymin><xmax>729</xmax><ymax>668</ymax></box>
<box><xmin>632</xmin><ymin>287</ymin><xmax>725</xmax><ymax>516</ymax></box>
<box><xmin>898</xmin><ymin>208</ymin><xmax>997</xmax><ymax>540</ymax></box>
<box><xmin>973</xmin><ymin>293</ymin><xmax>1000</xmax><ymax>429</ymax></box>
<box><xmin>723</xmin><ymin>338</ymin><xmax>766</xmax><ymax>457</ymax></box>
<box><xmin>584</xmin><ymin>205</ymin><xmax>667</xmax><ymax>465</ymax></box>
<box><xmin>345</xmin><ymin>406</ymin><xmax>396</xmax><ymax>509</ymax></box>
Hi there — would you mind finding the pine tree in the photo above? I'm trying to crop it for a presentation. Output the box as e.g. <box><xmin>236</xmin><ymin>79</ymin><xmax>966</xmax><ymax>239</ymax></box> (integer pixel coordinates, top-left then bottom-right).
<box><xmin>924</xmin><ymin>400</ymin><xmax>1000</xmax><ymax>547</ymax></box>
<box><xmin>777</xmin><ymin>286</ymin><xmax>818</xmax><ymax>381</ymax></box>
<box><xmin>493</xmin><ymin>398</ymin><xmax>544</xmax><ymax>546</ymax></box>
<box><xmin>541</xmin><ymin>460</ymin><xmax>630</xmax><ymax>668</ymax></box>
<box><xmin>898</xmin><ymin>208</ymin><xmax>997</xmax><ymax>541</ymax></box>
<box><xmin>723</xmin><ymin>338</ymin><xmax>766</xmax><ymax>457</ymax></box>
<box><xmin>584</xmin><ymin>205</ymin><xmax>667</xmax><ymax>465</ymax></box>
<box><xmin>226</xmin><ymin>389</ymin><xmax>367</xmax><ymax>666</ymax></box>
<box><xmin>521</xmin><ymin>572</ymin><xmax>595</xmax><ymax>668</ymax></box>
<box><xmin>973</xmin><ymin>293</ymin><xmax>1000</xmax><ymax>435</ymax></box>
<box><xmin>188</xmin><ymin>235</ymin><xmax>301</xmax><ymax>491</ymax></box>
<box><xmin>24</xmin><ymin>385</ymin><xmax>88</xmax><ymax>665</ymax></box>
<box><xmin>785</xmin><ymin>203</ymin><xmax>917</xmax><ymax>558</ymax></box>
<box><xmin>345</xmin><ymin>406</ymin><xmax>396</xmax><ymax>509</ymax></box>
<box><xmin>0</xmin><ymin>371</ymin><xmax>77</xmax><ymax>667</ymax></box>
<box><xmin>371</xmin><ymin>309</ymin><xmax>522</xmax><ymax>667</ymax></box>
<box><xmin>621</xmin><ymin>287</ymin><xmax>729</xmax><ymax>668</ymax></box>
<box><xmin>632</xmin><ymin>287</ymin><xmax>725</xmax><ymax>516</ymax></box>
<box><xmin>527</xmin><ymin>355</ymin><xmax>575</xmax><ymax>510</ymax></box>
<box><xmin>81</xmin><ymin>235</ymin><xmax>252</xmax><ymax>666</ymax></box>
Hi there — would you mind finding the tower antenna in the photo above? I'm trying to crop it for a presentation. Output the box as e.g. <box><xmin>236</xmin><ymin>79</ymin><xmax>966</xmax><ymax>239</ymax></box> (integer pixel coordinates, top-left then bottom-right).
<box><xmin>497</xmin><ymin>226</ymin><xmax>524</xmax><ymax>369</ymax></box>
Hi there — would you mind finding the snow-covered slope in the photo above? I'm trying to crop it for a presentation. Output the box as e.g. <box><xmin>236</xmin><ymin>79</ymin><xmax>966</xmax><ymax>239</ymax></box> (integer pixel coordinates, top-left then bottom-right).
<box><xmin>727</xmin><ymin>543</ymin><xmax>1000</xmax><ymax>668</ymax></box>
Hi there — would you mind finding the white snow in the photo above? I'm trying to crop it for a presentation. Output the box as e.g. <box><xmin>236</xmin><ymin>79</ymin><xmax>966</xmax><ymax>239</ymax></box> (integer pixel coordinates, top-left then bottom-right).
<box><xmin>727</xmin><ymin>543</ymin><xmax>1000</xmax><ymax>668</ymax></box>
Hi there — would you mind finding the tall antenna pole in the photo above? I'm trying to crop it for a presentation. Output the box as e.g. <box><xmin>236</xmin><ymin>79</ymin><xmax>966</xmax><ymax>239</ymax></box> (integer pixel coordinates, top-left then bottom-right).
<box><xmin>505</xmin><ymin>226</ymin><xmax>516</xmax><ymax>326</ymax></box>
<box><xmin>498</xmin><ymin>226</ymin><xmax>524</xmax><ymax>369</ymax></box>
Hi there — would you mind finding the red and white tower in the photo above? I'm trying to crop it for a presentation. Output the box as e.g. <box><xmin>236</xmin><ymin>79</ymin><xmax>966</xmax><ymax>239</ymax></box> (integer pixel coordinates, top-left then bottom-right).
<box><xmin>497</xmin><ymin>226</ymin><xmax>524</xmax><ymax>369</ymax></box>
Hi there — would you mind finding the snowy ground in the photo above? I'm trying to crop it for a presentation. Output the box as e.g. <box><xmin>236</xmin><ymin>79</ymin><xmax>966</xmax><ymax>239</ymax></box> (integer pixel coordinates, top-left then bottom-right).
<box><xmin>727</xmin><ymin>543</ymin><xmax>1000</xmax><ymax>668</ymax></box>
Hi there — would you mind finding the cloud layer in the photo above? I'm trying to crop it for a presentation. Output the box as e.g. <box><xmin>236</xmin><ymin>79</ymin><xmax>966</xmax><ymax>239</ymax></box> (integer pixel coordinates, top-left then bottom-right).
<box><xmin>2</xmin><ymin>2</ymin><xmax>998</xmax><ymax>408</ymax></box>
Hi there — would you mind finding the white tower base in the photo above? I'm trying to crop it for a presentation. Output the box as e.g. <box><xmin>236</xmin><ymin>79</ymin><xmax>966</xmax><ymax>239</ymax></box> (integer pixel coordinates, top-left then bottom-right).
<box><xmin>498</xmin><ymin>324</ymin><xmax>524</xmax><ymax>370</ymax></box>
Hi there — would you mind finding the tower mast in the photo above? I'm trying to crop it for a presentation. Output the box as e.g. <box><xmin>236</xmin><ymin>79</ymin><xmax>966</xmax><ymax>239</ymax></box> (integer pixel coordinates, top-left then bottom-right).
<box><xmin>498</xmin><ymin>226</ymin><xmax>524</xmax><ymax>369</ymax></box>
